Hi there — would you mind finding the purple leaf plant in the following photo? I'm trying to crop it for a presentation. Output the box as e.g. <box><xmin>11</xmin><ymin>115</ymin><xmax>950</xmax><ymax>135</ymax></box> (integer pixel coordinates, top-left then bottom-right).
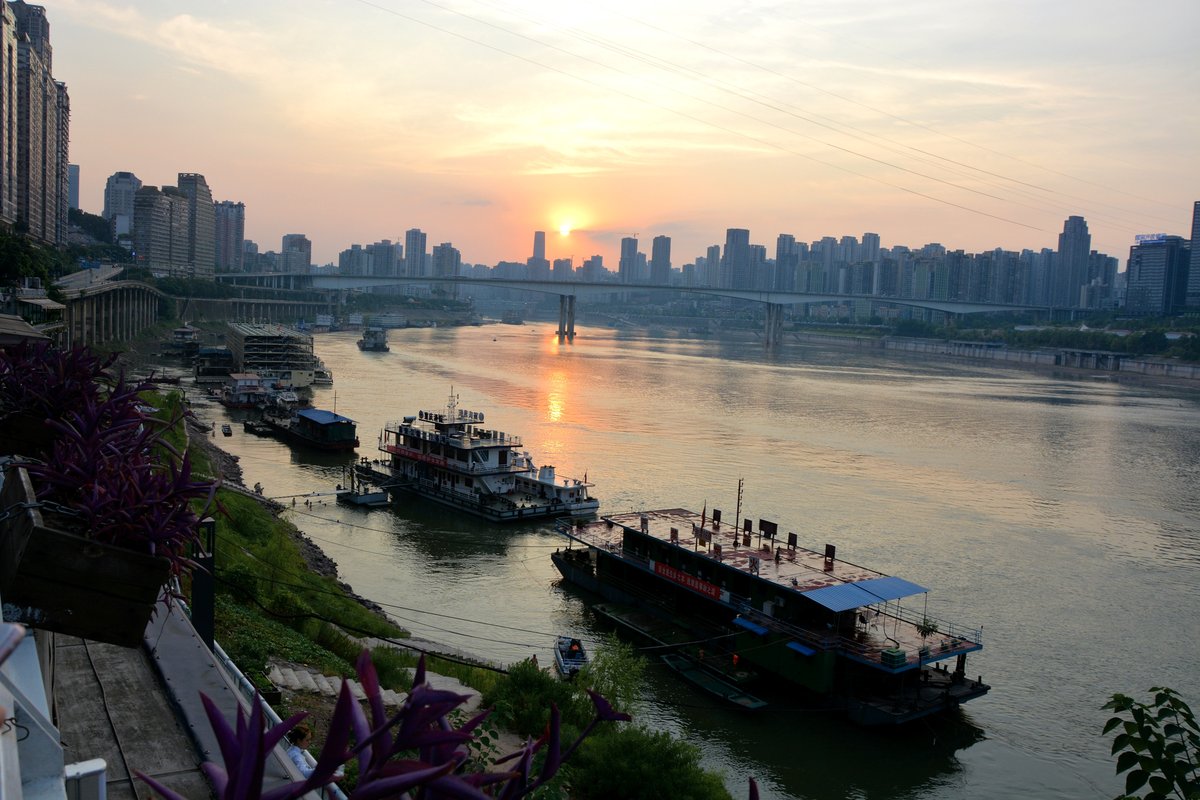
<box><xmin>2</xmin><ymin>342</ymin><xmax>218</xmax><ymax>580</ymax></box>
<box><xmin>139</xmin><ymin>650</ymin><xmax>631</xmax><ymax>800</ymax></box>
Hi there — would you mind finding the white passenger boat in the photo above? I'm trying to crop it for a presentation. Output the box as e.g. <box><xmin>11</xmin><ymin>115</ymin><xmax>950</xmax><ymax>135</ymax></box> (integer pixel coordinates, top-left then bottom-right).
<box><xmin>362</xmin><ymin>390</ymin><xmax>599</xmax><ymax>522</ymax></box>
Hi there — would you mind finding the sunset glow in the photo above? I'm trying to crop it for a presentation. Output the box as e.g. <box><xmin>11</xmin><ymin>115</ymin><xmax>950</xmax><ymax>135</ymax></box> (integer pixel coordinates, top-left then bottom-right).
<box><xmin>50</xmin><ymin>0</ymin><xmax>1199</xmax><ymax>266</ymax></box>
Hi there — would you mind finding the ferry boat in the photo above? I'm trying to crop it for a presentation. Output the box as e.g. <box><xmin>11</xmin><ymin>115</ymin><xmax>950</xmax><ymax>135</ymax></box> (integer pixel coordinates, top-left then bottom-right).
<box><xmin>262</xmin><ymin>408</ymin><xmax>359</xmax><ymax>451</ymax></box>
<box><xmin>552</xmin><ymin>508</ymin><xmax>989</xmax><ymax>726</ymax></box>
<box><xmin>361</xmin><ymin>391</ymin><xmax>598</xmax><ymax>522</ymax></box>
<box><xmin>312</xmin><ymin>362</ymin><xmax>334</xmax><ymax>385</ymax></box>
<box><xmin>357</xmin><ymin>327</ymin><xmax>389</xmax><ymax>352</ymax></box>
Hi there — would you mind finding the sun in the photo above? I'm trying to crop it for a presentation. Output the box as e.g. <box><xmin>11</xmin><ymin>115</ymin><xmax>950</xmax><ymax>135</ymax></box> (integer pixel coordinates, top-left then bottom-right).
<box><xmin>559</xmin><ymin>222</ymin><xmax>573</xmax><ymax>236</ymax></box>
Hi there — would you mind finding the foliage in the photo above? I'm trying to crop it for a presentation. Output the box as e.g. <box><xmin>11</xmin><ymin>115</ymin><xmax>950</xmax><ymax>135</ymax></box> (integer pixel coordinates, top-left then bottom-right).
<box><xmin>214</xmin><ymin>595</ymin><xmax>351</xmax><ymax>678</ymax></box>
<box><xmin>564</xmin><ymin>725</ymin><xmax>732</xmax><ymax>800</ymax></box>
<box><xmin>2</xmin><ymin>342</ymin><xmax>218</xmax><ymax>580</ymax></box>
<box><xmin>916</xmin><ymin>618</ymin><xmax>940</xmax><ymax>639</ymax></box>
<box><xmin>0</xmin><ymin>228</ymin><xmax>64</xmax><ymax>288</ymax></box>
<box><xmin>68</xmin><ymin>207</ymin><xmax>114</xmax><ymax>244</ymax></box>
<box><xmin>486</xmin><ymin>658</ymin><xmax>583</xmax><ymax>737</ymax></box>
<box><xmin>138</xmin><ymin>649</ymin><xmax>630</xmax><ymax>800</ymax></box>
<box><xmin>1102</xmin><ymin>687</ymin><xmax>1199</xmax><ymax>800</ymax></box>
<box><xmin>574</xmin><ymin>634</ymin><xmax>646</xmax><ymax>716</ymax></box>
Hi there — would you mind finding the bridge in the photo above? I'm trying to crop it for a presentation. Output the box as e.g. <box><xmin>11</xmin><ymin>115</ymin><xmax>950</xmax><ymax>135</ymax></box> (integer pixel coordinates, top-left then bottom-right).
<box><xmin>220</xmin><ymin>272</ymin><xmax>1052</xmax><ymax>347</ymax></box>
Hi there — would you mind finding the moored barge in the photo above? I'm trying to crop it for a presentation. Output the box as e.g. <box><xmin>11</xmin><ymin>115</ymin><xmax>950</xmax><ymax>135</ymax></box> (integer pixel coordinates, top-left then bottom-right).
<box><xmin>552</xmin><ymin>508</ymin><xmax>989</xmax><ymax>725</ymax></box>
<box><xmin>362</xmin><ymin>391</ymin><xmax>598</xmax><ymax>522</ymax></box>
<box><xmin>262</xmin><ymin>408</ymin><xmax>359</xmax><ymax>451</ymax></box>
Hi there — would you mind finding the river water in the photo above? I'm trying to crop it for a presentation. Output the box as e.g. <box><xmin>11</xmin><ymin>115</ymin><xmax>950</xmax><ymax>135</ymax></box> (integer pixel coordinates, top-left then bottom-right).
<box><xmin>190</xmin><ymin>324</ymin><xmax>1200</xmax><ymax>800</ymax></box>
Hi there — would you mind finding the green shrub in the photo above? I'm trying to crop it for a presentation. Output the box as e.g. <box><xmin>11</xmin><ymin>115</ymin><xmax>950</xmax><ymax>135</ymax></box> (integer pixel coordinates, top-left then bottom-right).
<box><xmin>565</xmin><ymin>725</ymin><xmax>732</xmax><ymax>800</ymax></box>
<box><xmin>486</xmin><ymin>659</ymin><xmax>581</xmax><ymax>736</ymax></box>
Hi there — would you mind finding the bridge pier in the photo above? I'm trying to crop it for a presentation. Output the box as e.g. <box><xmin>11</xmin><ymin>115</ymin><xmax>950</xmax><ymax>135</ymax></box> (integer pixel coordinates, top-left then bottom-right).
<box><xmin>556</xmin><ymin>295</ymin><xmax>576</xmax><ymax>340</ymax></box>
<box><xmin>763</xmin><ymin>302</ymin><xmax>784</xmax><ymax>348</ymax></box>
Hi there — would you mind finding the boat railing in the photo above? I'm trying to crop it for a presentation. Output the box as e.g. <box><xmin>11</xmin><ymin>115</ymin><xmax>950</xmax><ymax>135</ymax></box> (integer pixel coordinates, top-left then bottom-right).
<box><xmin>732</xmin><ymin>603</ymin><xmax>838</xmax><ymax>650</ymax></box>
<box><xmin>884</xmin><ymin>604</ymin><xmax>983</xmax><ymax>646</ymax></box>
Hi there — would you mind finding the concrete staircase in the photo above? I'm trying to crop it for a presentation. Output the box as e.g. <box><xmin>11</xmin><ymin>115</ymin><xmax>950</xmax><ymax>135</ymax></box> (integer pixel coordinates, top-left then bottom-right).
<box><xmin>266</xmin><ymin>661</ymin><xmax>481</xmax><ymax>711</ymax></box>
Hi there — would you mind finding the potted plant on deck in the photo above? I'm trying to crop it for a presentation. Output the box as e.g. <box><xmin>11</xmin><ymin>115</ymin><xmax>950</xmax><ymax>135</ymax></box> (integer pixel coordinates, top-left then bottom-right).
<box><xmin>0</xmin><ymin>343</ymin><xmax>218</xmax><ymax>647</ymax></box>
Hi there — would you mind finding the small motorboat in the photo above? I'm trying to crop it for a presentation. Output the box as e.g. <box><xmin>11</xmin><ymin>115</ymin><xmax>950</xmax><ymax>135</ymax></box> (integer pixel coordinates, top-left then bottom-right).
<box><xmin>554</xmin><ymin>635</ymin><xmax>588</xmax><ymax>679</ymax></box>
<box><xmin>221</xmin><ymin>424</ymin><xmax>233</xmax><ymax>437</ymax></box>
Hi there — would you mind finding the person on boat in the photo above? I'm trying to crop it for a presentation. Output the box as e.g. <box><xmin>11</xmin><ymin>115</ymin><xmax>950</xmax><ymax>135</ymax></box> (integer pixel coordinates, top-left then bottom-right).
<box><xmin>569</xmin><ymin>639</ymin><xmax>581</xmax><ymax>654</ymax></box>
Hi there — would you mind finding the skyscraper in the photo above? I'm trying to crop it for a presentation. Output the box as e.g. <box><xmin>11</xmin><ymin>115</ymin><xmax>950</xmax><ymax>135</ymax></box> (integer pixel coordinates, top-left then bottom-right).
<box><xmin>533</xmin><ymin>230</ymin><xmax>546</xmax><ymax>261</ymax></box>
<box><xmin>67</xmin><ymin>163</ymin><xmax>78</xmax><ymax>209</ymax></box>
<box><xmin>1126</xmin><ymin>235</ymin><xmax>1190</xmax><ymax>315</ymax></box>
<box><xmin>404</xmin><ymin>228</ymin><xmax>427</xmax><ymax>277</ymax></box>
<box><xmin>775</xmin><ymin>234</ymin><xmax>799</xmax><ymax>292</ymax></box>
<box><xmin>618</xmin><ymin>236</ymin><xmax>639</xmax><ymax>284</ymax></box>
<box><xmin>214</xmin><ymin>200</ymin><xmax>245</xmax><ymax>272</ymax></box>
<box><xmin>1054</xmin><ymin>216</ymin><xmax>1091</xmax><ymax>308</ymax></box>
<box><xmin>281</xmin><ymin>233</ymin><xmax>312</xmax><ymax>271</ymax></box>
<box><xmin>177</xmin><ymin>173</ymin><xmax>215</xmax><ymax>278</ymax></box>
<box><xmin>12</xmin><ymin>0</ymin><xmax>68</xmax><ymax>245</ymax></box>
<box><xmin>103</xmin><ymin>171</ymin><xmax>141</xmax><ymax>236</ymax></box>
<box><xmin>704</xmin><ymin>244</ymin><xmax>721</xmax><ymax>287</ymax></box>
<box><xmin>721</xmin><ymin>228</ymin><xmax>751</xmax><ymax>289</ymax></box>
<box><xmin>650</xmin><ymin>235</ymin><xmax>671</xmax><ymax>285</ymax></box>
<box><xmin>1187</xmin><ymin>201</ymin><xmax>1200</xmax><ymax>308</ymax></box>
<box><xmin>0</xmin><ymin>3</ymin><xmax>17</xmax><ymax>227</ymax></box>
<box><xmin>432</xmin><ymin>242</ymin><xmax>461</xmax><ymax>297</ymax></box>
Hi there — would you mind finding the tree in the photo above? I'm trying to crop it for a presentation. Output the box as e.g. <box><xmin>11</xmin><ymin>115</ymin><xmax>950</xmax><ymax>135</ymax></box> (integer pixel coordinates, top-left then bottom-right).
<box><xmin>1103</xmin><ymin>687</ymin><xmax>1199</xmax><ymax>799</ymax></box>
<box><xmin>565</xmin><ymin>725</ymin><xmax>732</xmax><ymax>800</ymax></box>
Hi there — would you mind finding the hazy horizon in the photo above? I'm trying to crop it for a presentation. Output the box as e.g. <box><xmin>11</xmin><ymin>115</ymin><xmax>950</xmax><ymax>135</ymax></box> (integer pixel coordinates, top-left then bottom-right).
<box><xmin>54</xmin><ymin>0</ymin><xmax>1199</xmax><ymax>267</ymax></box>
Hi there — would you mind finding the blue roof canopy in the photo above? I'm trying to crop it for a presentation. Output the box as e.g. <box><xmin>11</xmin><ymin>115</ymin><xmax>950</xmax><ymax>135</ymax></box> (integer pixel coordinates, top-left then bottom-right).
<box><xmin>802</xmin><ymin>577</ymin><xmax>928</xmax><ymax>612</ymax></box>
<box><xmin>786</xmin><ymin>641</ymin><xmax>816</xmax><ymax>656</ymax></box>
<box><xmin>853</xmin><ymin>576</ymin><xmax>928</xmax><ymax>602</ymax></box>
<box><xmin>733</xmin><ymin>616</ymin><xmax>769</xmax><ymax>636</ymax></box>
<box><xmin>298</xmin><ymin>408</ymin><xmax>354</xmax><ymax>425</ymax></box>
<box><xmin>801</xmin><ymin>583</ymin><xmax>878</xmax><ymax>612</ymax></box>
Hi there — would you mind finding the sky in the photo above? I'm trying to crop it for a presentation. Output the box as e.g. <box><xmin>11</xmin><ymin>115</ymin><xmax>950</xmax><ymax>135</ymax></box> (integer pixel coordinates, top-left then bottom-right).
<box><xmin>53</xmin><ymin>0</ymin><xmax>1199</xmax><ymax>268</ymax></box>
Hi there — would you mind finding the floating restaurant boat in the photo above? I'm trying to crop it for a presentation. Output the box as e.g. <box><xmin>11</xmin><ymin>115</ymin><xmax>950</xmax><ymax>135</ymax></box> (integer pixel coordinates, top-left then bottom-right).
<box><xmin>262</xmin><ymin>408</ymin><xmax>359</xmax><ymax>451</ymax></box>
<box><xmin>357</xmin><ymin>327</ymin><xmax>389</xmax><ymax>352</ymax></box>
<box><xmin>360</xmin><ymin>391</ymin><xmax>598</xmax><ymax>523</ymax></box>
<box><xmin>553</xmin><ymin>636</ymin><xmax>588</xmax><ymax>679</ymax></box>
<box><xmin>552</xmin><ymin>507</ymin><xmax>989</xmax><ymax>726</ymax></box>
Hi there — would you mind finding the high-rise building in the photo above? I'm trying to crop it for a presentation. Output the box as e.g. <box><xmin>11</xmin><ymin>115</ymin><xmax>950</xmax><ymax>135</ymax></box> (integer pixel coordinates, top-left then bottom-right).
<box><xmin>0</xmin><ymin>3</ymin><xmax>17</xmax><ymax>227</ymax></box>
<box><xmin>103</xmin><ymin>171</ymin><xmax>141</xmax><ymax>236</ymax></box>
<box><xmin>618</xmin><ymin>236</ymin><xmax>639</xmax><ymax>284</ymax></box>
<box><xmin>1187</xmin><ymin>201</ymin><xmax>1200</xmax><ymax>308</ymax></box>
<box><xmin>132</xmin><ymin>186</ymin><xmax>170</xmax><ymax>269</ymax></box>
<box><xmin>580</xmin><ymin>254</ymin><xmax>604</xmax><ymax>282</ymax></box>
<box><xmin>721</xmin><ymin>228</ymin><xmax>750</xmax><ymax>289</ymax></box>
<box><xmin>704</xmin><ymin>244</ymin><xmax>721</xmax><ymax>287</ymax></box>
<box><xmin>862</xmin><ymin>232</ymin><xmax>881</xmax><ymax>265</ymax></box>
<box><xmin>214</xmin><ymin>200</ymin><xmax>245</xmax><ymax>272</ymax></box>
<box><xmin>775</xmin><ymin>234</ymin><xmax>799</xmax><ymax>292</ymax></box>
<box><xmin>281</xmin><ymin>233</ymin><xmax>311</xmax><ymax>272</ymax></box>
<box><xmin>66</xmin><ymin>162</ymin><xmax>77</xmax><ymax>209</ymax></box>
<box><xmin>1125</xmin><ymin>235</ymin><xmax>1190</xmax><ymax>315</ymax></box>
<box><xmin>432</xmin><ymin>242</ymin><xmax>461</xmax><ymax>297</ymax></box>
<box><xmin>1054</xmin><ymin>215</ymin><xmax>1091</xmax><ymax>308</ymax></box>
<box><xmin>532</xmin><ymin>230</ymin><xmax>545</xmax><ymax>261</ymax></box>
<box><xmin>404</xmin><ymin>228</ymin><xmax>426</xmax><ymax>277</ymax></box>
<box><xmin>12</xmin><ymin>0</ymin><xmax>60</xmax><ymax>244</ymax></box>
<box><xmin>650</xmin><ymin>235</ymin><xmax>671</xmax><ymax>285</ymax></box>
<box><xmin>338</xmin><ymin>243</ymin><xmax>369</xmax><ymax>276</ymax></box>
<box><xmin>177</xmin><ymin>173</ymin><xmax>214</xmax><ymax>278</ymax></box>
<box><xmin>133</xmin><ymin>184</ymin><xmax>193</xmax><ymax>277</ymax></box>
<box><xmin>12</xmin><ymin>0</ymin><xmax>67</xmax><ymax>245</ymax></box>
<box><xmin>366</xmin><ymin>239</ymin><xmax>400</xmax><ymax>277</ymax></box>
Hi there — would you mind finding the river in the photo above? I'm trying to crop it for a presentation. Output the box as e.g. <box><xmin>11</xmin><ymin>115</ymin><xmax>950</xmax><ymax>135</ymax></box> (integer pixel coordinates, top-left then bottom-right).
<box><xmin>188</xmin><ymin>324</ymin><xmax>1200</xmax><ymax>800</ymax></box>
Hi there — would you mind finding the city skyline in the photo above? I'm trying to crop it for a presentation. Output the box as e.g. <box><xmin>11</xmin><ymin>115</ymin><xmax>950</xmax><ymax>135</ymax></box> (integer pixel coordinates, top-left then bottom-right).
<box><xmin>53</xmin><ymin>0</ymin><xmax>1199</xmax><ymax>266</ymax></box>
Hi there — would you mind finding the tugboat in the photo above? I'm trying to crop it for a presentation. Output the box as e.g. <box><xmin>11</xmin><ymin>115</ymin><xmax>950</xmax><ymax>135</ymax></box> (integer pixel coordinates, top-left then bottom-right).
<box><xmin>357</xmin><ymin>327</ymin><xmax>389</xmax><ymax>352</ymax></box>
<box><xmin>552</xmin><ymin>506</ymin><xmax>989</xmax><ymax>726</ymax></box>
<box><xmin>359</xmin><ymin>390</ymin><xmax>598</xmax><ymax>522</ymax></box>
<box><xmin>554</xmin><ymin>636</ymin><xmax>588</xmax><ymax>679</ymax></box>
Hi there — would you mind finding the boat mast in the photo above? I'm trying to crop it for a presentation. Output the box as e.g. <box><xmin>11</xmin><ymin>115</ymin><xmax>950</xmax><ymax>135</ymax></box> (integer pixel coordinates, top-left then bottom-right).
<box><xmin>734</xmin><ymin>477</ymin><xmax>743</xmax><ymax>533</ymax></box>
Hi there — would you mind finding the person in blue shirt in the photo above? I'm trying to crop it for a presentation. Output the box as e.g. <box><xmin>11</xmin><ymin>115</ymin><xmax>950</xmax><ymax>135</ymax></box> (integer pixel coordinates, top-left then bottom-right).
<box><xmin>286</xmin><ymin>724</ymin><xmax>315</xmax><ymax>778</ymax></box>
